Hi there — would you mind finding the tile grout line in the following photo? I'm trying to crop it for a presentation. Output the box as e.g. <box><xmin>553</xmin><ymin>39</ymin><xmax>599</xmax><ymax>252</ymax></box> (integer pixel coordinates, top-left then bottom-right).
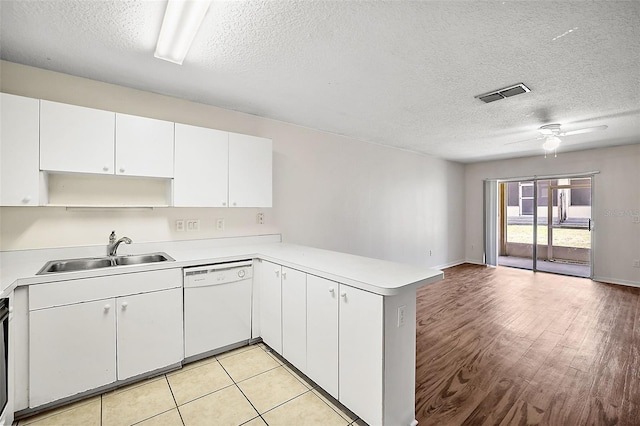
<box><xmin>309</xmin><ymin>388</ymin><xmax>357</xmax><ymax>424</ymax></box>
<box><xmin>242</xmin><ymin>344</ymin><xmax>356</xmax><ymax>425</ymax></box>
<box><xmin>163</xmin><ymin>374</ymin><xmax>186</xmax><ymax>426</ymax></box>
<box><xmin>216</xmin><ymin>358</ymin><xmax>265</xmax><ymax>423</ymax></box>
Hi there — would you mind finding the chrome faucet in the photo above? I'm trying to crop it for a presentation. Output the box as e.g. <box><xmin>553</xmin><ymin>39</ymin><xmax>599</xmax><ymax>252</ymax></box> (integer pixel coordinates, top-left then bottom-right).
<box><xmin>108</xmin><ymin>231</ymin><xmax>132</xmax><ymax>256</ymax></box>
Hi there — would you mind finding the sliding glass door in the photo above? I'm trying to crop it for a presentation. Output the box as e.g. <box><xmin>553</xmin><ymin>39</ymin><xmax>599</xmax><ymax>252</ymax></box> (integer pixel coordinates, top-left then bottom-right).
<box><xmin>496</xmin><ymin>176</ymin><xmax>592</xmax><ymax>278</ymax></box>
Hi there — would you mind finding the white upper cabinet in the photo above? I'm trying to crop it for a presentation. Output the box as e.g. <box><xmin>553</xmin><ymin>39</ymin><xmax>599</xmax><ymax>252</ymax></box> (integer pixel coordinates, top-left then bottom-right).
<box><xmin>40</xmin><ymin>100</ymin><xmax>115</xmax><ymax>175</ymax></box>
<box><xmin>229</xmin><ymin>133</ymin><xmax>272</xmax><ymax>207</ymax></box>
<box><xmin>40</xmin><ymin>101</ymin><xmax>175</xmax><ymax>179</ymax></box>
<box><xmin>174</xmin><ymin>123</ymin><xmax>228</xmax><ymax>207</ymax></box>
<box><xmin>115</xmin><ymin>113</ymin><xmax>174</xmax><ymax>178</ymax></box>
<box><xmin>0</xmin><ymin>93</ymin><xmax>40</xmax><ymax>206</ymax></box>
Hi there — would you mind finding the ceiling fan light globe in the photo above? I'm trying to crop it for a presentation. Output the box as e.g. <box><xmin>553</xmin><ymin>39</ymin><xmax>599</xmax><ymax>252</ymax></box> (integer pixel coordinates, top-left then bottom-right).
<box><xmin>543</xmin><ymin>136</ymin><xmax>561</xmax><ymax>151</ymax></box>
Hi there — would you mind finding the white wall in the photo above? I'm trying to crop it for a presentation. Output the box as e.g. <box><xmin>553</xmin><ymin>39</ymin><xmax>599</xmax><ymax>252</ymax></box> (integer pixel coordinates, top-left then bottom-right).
<box><xmin>465</xmin><ymin>144</ymin><xmax>640</xmax><ymax>286</ymax></box>
<box><xmin>272</xmin><ymin>125</ymin><xmax>466</xmax><ymax>268</ymax></box>
<box><xmin>0</xmin><ymin>61</ymin><xmax>465</xmax><ymax>268</ymax></box>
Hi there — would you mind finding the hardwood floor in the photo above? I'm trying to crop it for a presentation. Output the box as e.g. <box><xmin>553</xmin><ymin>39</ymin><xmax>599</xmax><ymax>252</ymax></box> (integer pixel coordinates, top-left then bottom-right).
<box><xmin>415</xmin><ymin>264</ymin><xmax>640</xmax><ymax>426</ymax></box>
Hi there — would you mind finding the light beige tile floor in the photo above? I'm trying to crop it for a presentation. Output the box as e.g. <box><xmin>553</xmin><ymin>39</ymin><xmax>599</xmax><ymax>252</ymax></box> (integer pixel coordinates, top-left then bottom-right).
<box><xmin>16</xmin><ymin>343</ymin><xmax>367</xmax><ymax>426</ymax></box>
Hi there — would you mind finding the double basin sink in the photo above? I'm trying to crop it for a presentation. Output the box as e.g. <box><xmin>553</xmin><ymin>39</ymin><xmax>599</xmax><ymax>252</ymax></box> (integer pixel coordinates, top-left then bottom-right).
<box><xmin>37</xmin><ymin>252</ymin><xmax>175</xmax><ymax>275</ymax></box>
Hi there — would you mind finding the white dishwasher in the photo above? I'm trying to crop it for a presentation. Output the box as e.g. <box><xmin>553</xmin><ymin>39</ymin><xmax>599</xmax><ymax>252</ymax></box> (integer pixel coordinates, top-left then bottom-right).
<box><xmin>183</xmin><ymin>260</ymin><xmax>253</xmax><ymax>360</ymax></box>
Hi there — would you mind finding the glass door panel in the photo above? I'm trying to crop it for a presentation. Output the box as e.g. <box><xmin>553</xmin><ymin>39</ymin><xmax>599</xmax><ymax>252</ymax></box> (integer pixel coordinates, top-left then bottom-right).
<box><xmin>536</xmin><ymin>178</ymin><xmax>591</xmax><ymax>277</ymax></box>
<box><xmin>498</xmin><ymin>181</ymin><xmax>534</xmax><ymax>270</ymax></box>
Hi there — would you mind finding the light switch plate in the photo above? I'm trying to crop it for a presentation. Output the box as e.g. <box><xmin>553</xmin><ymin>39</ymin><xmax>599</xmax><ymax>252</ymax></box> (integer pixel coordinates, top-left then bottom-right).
<box><xmin>176</xmin><ymin>220</ymin><xmax>185</xmax><ymax>232</ymax></box>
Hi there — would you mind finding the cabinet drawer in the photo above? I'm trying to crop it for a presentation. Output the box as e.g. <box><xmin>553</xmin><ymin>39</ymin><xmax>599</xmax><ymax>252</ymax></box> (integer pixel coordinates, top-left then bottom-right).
<box><xmin>29</xmin><ymin>268</ymin><xmax>182</xmax><ymax>310</ymax></box>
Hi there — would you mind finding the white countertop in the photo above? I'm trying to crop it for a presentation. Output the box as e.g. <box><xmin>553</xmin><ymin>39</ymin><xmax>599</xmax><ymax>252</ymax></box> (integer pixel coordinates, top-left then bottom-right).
<box><xmin>0</xmin><ymin>235</ymin><xmax>443</xmax><ymax>296</ymax></box>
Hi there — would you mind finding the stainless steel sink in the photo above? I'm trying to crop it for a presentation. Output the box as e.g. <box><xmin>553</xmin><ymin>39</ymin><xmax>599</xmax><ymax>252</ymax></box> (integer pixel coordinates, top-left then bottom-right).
<box><xmin>113</xmin><ymin>253</ymin><xmax>174</xmax><ymax>266</ymax></box>
<box><xmin>36</xmin><ymin>252</ymin><xmax>175</xmax><ymax>275</ymax></box>
<box><xmin>38</xmin><ymin>258</ymin><xmax>115</xmax><ymax>274</ymax></box>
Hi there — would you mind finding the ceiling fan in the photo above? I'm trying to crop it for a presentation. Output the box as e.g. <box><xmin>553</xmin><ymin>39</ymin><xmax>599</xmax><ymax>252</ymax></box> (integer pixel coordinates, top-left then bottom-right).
<box><xmin>508</xmin><ymin>123</ymin><xmax>608</xmax><ymax>157</ymax></box>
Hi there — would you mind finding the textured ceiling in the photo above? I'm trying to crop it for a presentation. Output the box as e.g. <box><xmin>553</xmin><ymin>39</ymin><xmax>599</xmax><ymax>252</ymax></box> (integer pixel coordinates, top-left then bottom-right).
<box><xmin>1</xmin><ymin>0</ymin><xmax>639</xmax><ymax>163</ymax></box>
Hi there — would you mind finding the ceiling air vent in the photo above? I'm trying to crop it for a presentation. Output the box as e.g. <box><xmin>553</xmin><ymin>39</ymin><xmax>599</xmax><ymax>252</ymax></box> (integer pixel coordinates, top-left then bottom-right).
<box><xmin>475</xmin><ymin>83</ymin><xmax>531</xmax><ymax>103</ymax></box>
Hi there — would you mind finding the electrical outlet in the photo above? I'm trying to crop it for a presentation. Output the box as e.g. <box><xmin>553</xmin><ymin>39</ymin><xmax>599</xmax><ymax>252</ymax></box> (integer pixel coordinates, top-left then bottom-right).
<box><xmin>633</xmin><ymin>259</ymin><xmax>640</xmax><ymax>268</ymax></box>
<box><xmin>397</xmin><ymin>305</ymin><xmax>406</xmax><ymax>327</ymax></box>
<box><xmin>257</xmin><ymin>212</ymin><xmax>264</xmax><ymax>225</ymax></box>
<box><xmin>216</xmin><ymin>218</ymin><xmax>225</xmax><ymax>231</ymax></box>
<box><xmin>176</xmin><ymin>220</ymin><xmax>185</xmax><ymax>232</ymax></box>
<box><xmin>186</xmin><ymin>219</ymin><xmax>200</xmax><ymax>232</ymax></box>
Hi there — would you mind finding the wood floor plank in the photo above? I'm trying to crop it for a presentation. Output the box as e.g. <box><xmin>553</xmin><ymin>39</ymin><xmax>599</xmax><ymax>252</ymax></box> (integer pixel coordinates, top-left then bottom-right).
<box><xmin>578</xmin><ymin>396</ymin><xmax>621</xmax><ymax>426</ymax></box>
<box><xmin>415</xmin><ymin>264</ymin><xmax>640</xmax><ymax>426</ymax></box>
<box><xmin>498</xmin><ymin>399</ymin><xmax>545</xmax><ymax>426</ymax></box>
<box><xmin>521</xmin><ymin>343</ymin><xmax>578</xmax><ymax>409</ymax></box>
<box><xmin>460</xmin><ymin>376</ymin><xmax>527</xmax><ymax>426</ymax></box>
<box><xmin>541</xmin><ymin>367</ymin><xmax>592</xmax><ymax>425</ymax></box>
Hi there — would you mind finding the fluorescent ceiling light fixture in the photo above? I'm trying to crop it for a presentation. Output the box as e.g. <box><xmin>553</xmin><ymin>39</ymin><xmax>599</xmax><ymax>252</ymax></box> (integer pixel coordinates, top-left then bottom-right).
<box><xmin>155</xmin><ymin>0</ymin><xmax>211</xmax><ymax>65</ymax></box>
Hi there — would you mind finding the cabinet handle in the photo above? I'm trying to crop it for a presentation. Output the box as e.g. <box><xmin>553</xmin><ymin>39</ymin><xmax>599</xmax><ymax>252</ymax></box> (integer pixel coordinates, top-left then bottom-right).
<box><xmin>340</xmin><ymin>292</ymin><xmax>347</xmax><ymax>299</ymax></box>
<box><xmin>104</xmin><ymin>304</ymin><xmax>111</xmax><ymax>312</ymax></box>
<box><xmin>121</xmin><ymin>302</ymin><xmax>128</xmax><ymax>310</ymax></box>
<box><xmin>275</xmin><ymin>270</ymin><xmax>280</xmax><ymax>278</ymax></box>
<box><xmin>282</xmin><ymin>271</ymin><xmax>287</xmax><ymax>279</ymax></box>
<box><xmin>222</xmin><ymin>202</ymin><xmax>227</xmax><ymax>206</ymax></box>
<box><xmin>328</xmin><ymin>288</ymin><xmax>335</xmax><ymax>294</ymax></box>
<box><xmin>119</xmin><ymin>166</ymin><xmax>125</xmax><ymax>173</ymax></box>
<box><xmin>103</xmin><ymin>165</ymin><xmax>110</xmax><ymax>172</ymax></box>
<box><xmin>233</xmin><ymin>202</ymin><xmax>237</xmax><ymax>206</ymax></box>
<box><xmin>22</xmin><ymin>196</ymin><xmax>31</xmax><ymax>204</ymax></box>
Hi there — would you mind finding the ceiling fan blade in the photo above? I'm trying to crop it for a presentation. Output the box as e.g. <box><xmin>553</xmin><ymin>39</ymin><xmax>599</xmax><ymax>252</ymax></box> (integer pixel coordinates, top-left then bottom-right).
<box><xmin>505</xmin><ymin>136</ymin><xmax>544</xmax><ymax>145</ymax></box>
<box><xmin>559</xmin><ymin>125</ymin><xmax>608</xmax><ymax>137</ymax></box>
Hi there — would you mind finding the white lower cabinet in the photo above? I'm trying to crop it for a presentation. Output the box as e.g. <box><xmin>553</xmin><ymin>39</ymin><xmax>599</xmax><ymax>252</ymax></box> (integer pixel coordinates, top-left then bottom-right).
<box><xmin>28</xmin><ymin>270</ymin><xmax>183</xmax><ymax>408</ymax></box>
<box><xmin>29</xmin><ymin>298</ymin><xmax>117</xmax><ymax>408</ymax></box>
<box><xmin>281</xmin><ymin>267</ymin><xmax>307</xmax><ymax>371</ymax></box>
<box><xmin>255</xmin><ymin>260</ymin><xmax>283</xmax><ymax>354</ymax></box>
<box><xmin>306</xmin><ymin>276</ymin><xmax>383</xmax><ymax>424</ymax></box>
<box><xmin>255</xmin><ymin>263</ymin><xmax>386</xmax><ymax>425</ymax></box>
<box><xmin>116</xmin><ymin>288</ymin><xmax>183</xmax><ymax>380</ymax></box>
<box><xmin>306</xmin><ymin>275</ymin><xmax>339</xmax><ymax>399</ymax></box>
<box><xmin>338</xmin><ymin>284</ymin><xmax>384</xmax><ymax>425</ymax></box>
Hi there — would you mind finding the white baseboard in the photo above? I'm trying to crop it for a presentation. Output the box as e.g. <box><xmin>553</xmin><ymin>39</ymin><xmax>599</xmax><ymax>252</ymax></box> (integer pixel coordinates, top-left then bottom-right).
<box><xmin>464</xmin><ymin>259</ymin><xmax>486</xmax><ymax>266</ymax></box>
<box><xmin>434</xmin><ymin>259</ymin><xmax>466</xmax><ymax>269</ymax></box>
<box><xmin>592</xmin><ymin>276</ymin><xmax>640</xmax><ymax>289</ymax></box>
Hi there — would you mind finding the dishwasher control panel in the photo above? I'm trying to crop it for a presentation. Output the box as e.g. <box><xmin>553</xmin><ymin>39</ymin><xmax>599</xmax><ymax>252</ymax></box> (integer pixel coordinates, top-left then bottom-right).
<box><xmin>183</xmin><ymin>260</ymin><xmax>253</xmax><ymax>287</ymax></box>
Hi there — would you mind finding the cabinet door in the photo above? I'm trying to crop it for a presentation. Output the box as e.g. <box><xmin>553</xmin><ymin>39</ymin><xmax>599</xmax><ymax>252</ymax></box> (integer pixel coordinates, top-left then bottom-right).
<box><xmin>228</xmin><ymin>133</ymin><xmax>272</xmax><ymax>207</ymax></box>
<box><xmin>116</xmin><ymin>288</ymin><xmax>183</xmax><ymax>381</ymax></box>
<box><xmin>29</xmin><ymin>299</ymin><xmax>116</xmax><ymax>407</ymax></box>
<box><xmin>0</xmin><ymin>93</ymin><xmax>39</xmax><ymax>206</ymax></box>
<box><xmin>255</xmin><ymin>260</ymin><xmax>282</xmax><ymax>353</ymax></box>
<box><xmin>281</xmin><ymin>267</ymin><xmax>307</xmax><ymax>372</ymax></box>
<box><xmin>339</xmin><ymin>284</ymin><xmax>384</xmax><ymax>425</ymax></box>
<box><xmin>40</xmin><ymin>100</ymin><xmax>115</xmax><ymax>174</ymax></box>
<box><xmin>306</xmin><ymin>275</ymin><xmax>339</xmax><ymax>399</ymax></box>
<box><xmin>174</xmin><ymin>123</ymin><xmax>229</xmax><ymax>207</ymax></box>
<box><xmin>115</xmin><ymin>113</ymin><xmax>174</xmax><ymax>178</ymax></box>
